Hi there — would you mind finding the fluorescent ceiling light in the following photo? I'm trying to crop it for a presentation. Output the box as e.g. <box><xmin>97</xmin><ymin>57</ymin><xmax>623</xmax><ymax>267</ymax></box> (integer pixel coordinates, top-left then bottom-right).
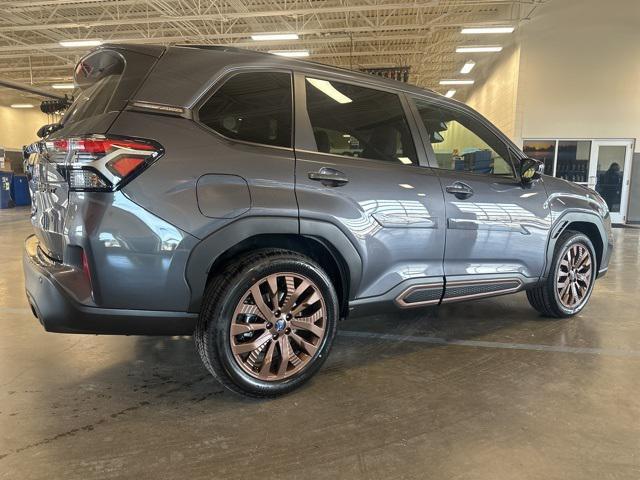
<box><xmin>252</xmin><ymin>33</ymin><xmax>299</xmax><ymax>41</ymax></box>
<box><xmin>269</xmin><ymin>50</ymin><xmax>309</xmax><ymax>57</ymax></box>
<box><xmin>398</xmin><ymin>157</ymin><xmax>412</xmax><ymax>165</ymax></box>
<box><xmin>444</xmin><ymin>89</ymin><xmax>456</xmax><ymax>98</ymax></box>
<box><xmin>59</xmin><ymin>39</ymin><xmax>102</xmax><ymax>48</ymax></box>
<box><xmin>342</xmin><ymin>134</ymin><xmax>351</xmax><ymax>138</ymax></box>
<box><xmin>456</xmin><ymin>46</ymin><xmax>503</xmax><ymax>53</ymax></box>
<box><xmin>460</xmin><ymin>60</ymin><xmax>476</xmax><ymax>74</ymax></box>
<box><xmin>399</xmin><ymin>184</ymin><xmax>414</xmax><ymax>189</ymax></box>
<box><xmin>51</xmin><ymin>83</ymin><xmax>76</xmax><ymax>89</ymax></box>
<box><xmin>461</xmin><ymin>26</ymin><xmax>514</xmax><ymax>34</ymax></box>
<box><xmin>439</xmin><ymin>79</ymin><xmax>474</xmax><ymax>85</ymax></box>
<box><xmin>306</xmin><ymin>78</ymin><xmax>352</xmax><ymax>104</ymax></box>
<box><xmin>11</xmin><ymin>103</ymin><xmax>34</xmax><ymax>108</ymax></box>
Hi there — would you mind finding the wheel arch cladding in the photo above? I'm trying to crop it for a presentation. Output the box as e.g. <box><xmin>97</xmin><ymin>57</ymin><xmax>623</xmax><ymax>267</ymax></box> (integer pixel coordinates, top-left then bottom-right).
<box><xmin>546</xmin><ymin>212</ymin><xmax>606</xmax><ymax>277</ymax></box>
<box><xmin>564</xmin><ymin>221</ymin><xmax>603</xmax><ymax>269</ymax></box>
<box><xmin>185</xmin><ymin>217</ymin><xmax>361</xmax><ymax>317</ymax></box>
<box><xmin>208</xmin><ymin>234</ymin><xmax>350</xmax><ymax>317</ymax></box>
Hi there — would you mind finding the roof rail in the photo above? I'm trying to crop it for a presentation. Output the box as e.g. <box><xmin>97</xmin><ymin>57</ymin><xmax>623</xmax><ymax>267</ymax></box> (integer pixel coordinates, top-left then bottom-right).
<box><xmin>175</xmin><ymin>44</ymin><xmax>272</xmax><ymax>56</ymax></box>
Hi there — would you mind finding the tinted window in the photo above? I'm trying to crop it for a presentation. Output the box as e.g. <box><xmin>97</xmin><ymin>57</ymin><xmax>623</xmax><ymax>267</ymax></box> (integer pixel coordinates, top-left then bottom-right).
<box><xmin>199</xmin><ymin>72</ymin><xmax>292</xmax><ymax>148</ymax></box>
<box><xmin>413</xmin><ymin>99</ymin><xmax>513</xmax><ymax>176</ymax></box>
<box><xmin>64</xmin><ymin>49</ymin><xmax>158</xmax><ymax>126</ymax></box>
<box><xmin>64</xmin><ymin>50</ymin><xmax>123</xmax><ymax>125</ymax></box>
<box><xmin>305</xmin><ymin>77</ymin><xmax>417</xmax><ymax>165</ymax></box>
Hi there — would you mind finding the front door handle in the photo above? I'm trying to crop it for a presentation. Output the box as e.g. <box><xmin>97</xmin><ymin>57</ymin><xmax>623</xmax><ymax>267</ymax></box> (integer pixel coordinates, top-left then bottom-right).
<box><xmin>308</xmin><ymin>167</ymin><xmax>349</xmax><ymax>187</ymax></box>
<box><xmin>445</xmin><ymin>181</ymin><xmax>474</xmax><ymax>199</ymax></box>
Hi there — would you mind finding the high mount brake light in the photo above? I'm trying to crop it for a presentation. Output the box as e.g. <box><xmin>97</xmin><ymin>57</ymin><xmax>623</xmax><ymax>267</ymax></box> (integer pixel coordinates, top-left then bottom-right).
<box><xmin>46</xmin><ymin>136</ymin><xmax>162</xmax><ymax>192</ymax></box>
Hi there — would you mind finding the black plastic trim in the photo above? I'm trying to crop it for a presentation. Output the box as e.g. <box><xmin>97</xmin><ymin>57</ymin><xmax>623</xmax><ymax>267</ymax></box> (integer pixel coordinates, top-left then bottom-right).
<box><xmin>542</xmin><ymin>210</ymin><xmax>610</xmax><ymax>279</ymax></box>
<box><xmin>23</xmin><ymin>235</ymin><xmax>196</xmax><ymax>335</ymax></box>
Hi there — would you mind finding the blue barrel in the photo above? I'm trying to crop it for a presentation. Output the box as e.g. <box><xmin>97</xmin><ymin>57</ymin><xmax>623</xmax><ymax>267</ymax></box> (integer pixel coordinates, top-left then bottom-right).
<box><xmin>11</xmin><ymin>174</ymin><xmax>31</xmax><ymax>206</ymax></box>
<box><xmin>0</xmin><ymin>172</ymin><xmax>14</xmax><ymax>209</ymax></box>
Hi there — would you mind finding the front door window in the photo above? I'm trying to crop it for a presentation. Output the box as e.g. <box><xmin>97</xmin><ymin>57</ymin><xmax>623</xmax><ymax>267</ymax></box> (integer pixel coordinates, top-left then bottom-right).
<box><xmin>412</xmin><ymin>99</ymin><xmax>514</xmax><ymax>177</ymax></box>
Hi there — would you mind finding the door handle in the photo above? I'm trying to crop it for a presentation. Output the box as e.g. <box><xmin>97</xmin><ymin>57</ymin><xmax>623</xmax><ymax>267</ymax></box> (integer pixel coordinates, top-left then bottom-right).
<box><xmin>308</xmin><ymin>167</ymin><xmax>349</xmax><ymax>187</ymax></box>
<box><xmin>445</xmin><ymin>182</ymin><xmax>473</xmax><ymax>199</ymax></box>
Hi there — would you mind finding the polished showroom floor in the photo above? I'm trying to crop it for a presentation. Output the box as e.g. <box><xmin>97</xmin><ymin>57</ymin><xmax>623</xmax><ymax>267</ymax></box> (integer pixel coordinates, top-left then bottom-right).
<box><xmin>1</xmin><ymin>206</ymin><xmax>639</xmax><ymax>479</ymax></box>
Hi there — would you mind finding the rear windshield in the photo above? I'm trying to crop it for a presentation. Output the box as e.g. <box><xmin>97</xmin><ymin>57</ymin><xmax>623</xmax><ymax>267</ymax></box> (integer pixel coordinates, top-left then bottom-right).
<box><xmin>62</xmin><ymin>49</ymin><xmax>156</xmax><ymax>126</ymax></box>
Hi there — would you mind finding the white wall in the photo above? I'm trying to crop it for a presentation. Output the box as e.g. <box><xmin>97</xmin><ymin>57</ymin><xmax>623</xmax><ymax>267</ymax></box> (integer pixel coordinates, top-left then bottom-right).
<box><xmin>0</xmin><ymin>106</ymin><xmax>47</xmax><ymax>149</ymax></box>
<box><xmin>514</xmin><ymin>0</ymin><xmax>640</xmax><ymax>146</ymax></box>
<box><xmin>464</xmin><ymin>0</ymin><xmax>640</xmax><ymax>220</ymax></box>
<box><xmin>464</xmin><ymin>45</ymin><xmax>521</xmax><ymax>140</ymax></box>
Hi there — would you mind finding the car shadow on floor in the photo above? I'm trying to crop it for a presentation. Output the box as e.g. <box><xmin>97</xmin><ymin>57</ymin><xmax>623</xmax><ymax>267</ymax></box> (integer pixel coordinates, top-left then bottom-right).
<box><xmin>2</xmin><ymin>294</ymin><xmax>604</xmax><ymax>465</ymax></box>
<box><xmin>113</xmin><ymin>293</ymin><xmax>570</xmax><ymax>402</ymax></box>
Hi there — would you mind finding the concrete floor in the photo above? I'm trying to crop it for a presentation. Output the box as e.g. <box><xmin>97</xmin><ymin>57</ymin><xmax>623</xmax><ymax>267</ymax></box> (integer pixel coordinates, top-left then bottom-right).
<box><xmin>1</xmin><ymin>206</ymin><xmax>639</xmax><ymax>480</ymax></box>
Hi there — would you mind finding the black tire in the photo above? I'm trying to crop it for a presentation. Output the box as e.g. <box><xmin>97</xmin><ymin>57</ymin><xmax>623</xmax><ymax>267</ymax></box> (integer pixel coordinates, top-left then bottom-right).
<box><xmin>195</xmin><ymin>249</ymin><xmax>338</xmax><ymax>397</ymax></box>
<box><xmin>526</xmin><ymin>230</ymin><xmax>597</xmax><ymax>318</ymax></box>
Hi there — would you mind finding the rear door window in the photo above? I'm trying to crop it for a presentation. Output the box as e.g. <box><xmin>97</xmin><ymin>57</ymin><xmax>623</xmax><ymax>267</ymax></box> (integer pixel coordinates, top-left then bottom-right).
<box><xmin>198</xmin><ymin>71</ymin><xmax>293</xmax><ymax>148</ymax></box>
<box><xmin>304</xmin><ymin>77</ymin><xmax>417</xmax><ymax>165</ymax></box>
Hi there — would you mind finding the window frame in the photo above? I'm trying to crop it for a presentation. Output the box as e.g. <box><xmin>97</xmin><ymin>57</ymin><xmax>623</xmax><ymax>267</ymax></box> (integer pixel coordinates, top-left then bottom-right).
<box><xmin>407</xmin><ymin>94</ymin><xmax>518</xmax><ymax>179</ymax></box>
<box><xmin>294</xmin><ymin>71</ymin><xmax>429</xmax><ymax>168</ymax></box>
<box><xmin>193</xmin><ymin>67</ymin><xmax>295</xmax><ymax>151</ymax></box>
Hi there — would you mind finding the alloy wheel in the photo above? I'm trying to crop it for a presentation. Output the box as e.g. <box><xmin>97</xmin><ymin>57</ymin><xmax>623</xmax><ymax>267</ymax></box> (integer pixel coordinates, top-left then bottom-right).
<box><xmin>556</xmin><ymin>243</ymin><xmax>593</xmax><ymax>309</ymax></box>
<box><xmin>229</xmin><ymin>273</ymin><xmax>327</xmax><ymax>381</ymax></box>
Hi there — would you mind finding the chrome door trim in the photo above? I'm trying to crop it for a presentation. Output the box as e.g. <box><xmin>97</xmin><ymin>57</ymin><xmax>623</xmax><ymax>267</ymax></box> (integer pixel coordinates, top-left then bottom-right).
<box><xmin>373</xmin><ymin>213</ymin><xmax>438</xmax><ymax>229</ymax></box>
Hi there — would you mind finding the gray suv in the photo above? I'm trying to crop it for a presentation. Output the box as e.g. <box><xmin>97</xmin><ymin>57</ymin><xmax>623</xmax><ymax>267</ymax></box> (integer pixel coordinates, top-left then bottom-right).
<box><xmin>23</xmin><ymin>44</ymin><xmax>613</xmax><ymax>397</ymax></box>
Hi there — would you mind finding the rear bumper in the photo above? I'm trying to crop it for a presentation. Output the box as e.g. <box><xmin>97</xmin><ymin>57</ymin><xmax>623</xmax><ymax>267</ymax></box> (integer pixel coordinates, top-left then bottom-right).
<box><xmin>23</xmin><ymin>235</ymin><xmax>197</xmax><ymax>335</ymax></box>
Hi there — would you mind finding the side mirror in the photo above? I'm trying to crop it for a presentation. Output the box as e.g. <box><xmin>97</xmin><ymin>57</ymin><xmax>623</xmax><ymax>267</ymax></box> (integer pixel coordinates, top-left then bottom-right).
<box><xmin>520</xmin><ymin>157</ymin><xmax>544</xmax><ymax>183</ymax></box>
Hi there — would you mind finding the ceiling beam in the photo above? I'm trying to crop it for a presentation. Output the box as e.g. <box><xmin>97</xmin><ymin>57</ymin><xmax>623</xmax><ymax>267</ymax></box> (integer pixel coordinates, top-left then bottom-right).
<box><xmin>0</xmin><ymin>17</ymin><xmax>516</xmax><ymax>53</ymax></box>
<box><xmin>0</xmin><ymin>2</ymin><xmax>491</xmax><ymax>33</ymax></box>
<box><xmin>0</xmin><ymin>77</ymin><xmax>63</xmax><ymax>99</ymax></box>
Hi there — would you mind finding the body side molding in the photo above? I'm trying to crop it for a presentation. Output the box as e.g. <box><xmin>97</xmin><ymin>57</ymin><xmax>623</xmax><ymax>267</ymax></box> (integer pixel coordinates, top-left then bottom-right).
<box><xmin>441</xmin><ymin>278</ymin><xmax>523</xmax><ymax>303</ymax></box>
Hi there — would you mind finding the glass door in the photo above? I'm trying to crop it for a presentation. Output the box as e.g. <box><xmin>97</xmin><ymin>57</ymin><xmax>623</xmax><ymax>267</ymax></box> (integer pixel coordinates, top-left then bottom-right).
<box><xmin>589</xmin><ymin>140</ymin><xmax>634</xmax><ymax>224</ymax></box>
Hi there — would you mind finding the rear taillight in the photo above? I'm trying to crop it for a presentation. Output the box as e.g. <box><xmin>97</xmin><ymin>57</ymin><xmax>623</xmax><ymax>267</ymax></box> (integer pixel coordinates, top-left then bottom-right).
<box><xmin>44</xmin><ymin>135</ymin><xmax>162</xmax><ymax>192</ymax></box>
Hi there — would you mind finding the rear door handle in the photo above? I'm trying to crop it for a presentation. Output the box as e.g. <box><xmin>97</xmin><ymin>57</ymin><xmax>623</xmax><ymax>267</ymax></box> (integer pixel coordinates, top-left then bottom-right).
<box><xmin>445</xmin><ymin>181</ymin><xmax>474</xmax><ymax>199</ymax></box>
<box><xmin>308</xmin><ymin>167</ymin><xmax>349</xmax><ymax>187</ymax></box>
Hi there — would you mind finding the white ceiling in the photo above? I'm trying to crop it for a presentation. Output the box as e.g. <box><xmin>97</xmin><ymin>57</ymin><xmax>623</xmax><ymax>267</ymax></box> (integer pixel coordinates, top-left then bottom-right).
<box><xmin>0</xmin><ymin>0</ymin><xmax>548</xmax><ymax>104</ymax></box>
